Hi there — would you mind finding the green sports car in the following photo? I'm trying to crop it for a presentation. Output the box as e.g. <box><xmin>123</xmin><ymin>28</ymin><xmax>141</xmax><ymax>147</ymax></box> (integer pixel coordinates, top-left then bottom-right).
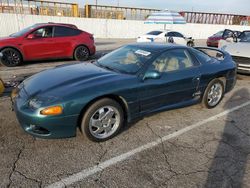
<box><xmin>12</xmin><ymin>43</ymin><xmax>237</xmax><ymax>142</ymax></box>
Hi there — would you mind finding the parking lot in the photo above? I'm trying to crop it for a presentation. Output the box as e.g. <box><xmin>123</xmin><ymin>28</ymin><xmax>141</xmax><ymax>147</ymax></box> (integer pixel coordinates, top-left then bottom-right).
<box><xmin>0</xmin><ymin>39</ymin><xmax>250</xmax><ymax>188</ymax></box>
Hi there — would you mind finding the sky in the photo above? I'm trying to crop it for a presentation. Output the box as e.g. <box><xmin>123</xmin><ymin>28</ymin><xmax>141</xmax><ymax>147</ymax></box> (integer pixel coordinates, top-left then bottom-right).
<box><xmin>73</xmin><ymin>0</ymin><xmax>250</xmax><ymax>15</ymax></box>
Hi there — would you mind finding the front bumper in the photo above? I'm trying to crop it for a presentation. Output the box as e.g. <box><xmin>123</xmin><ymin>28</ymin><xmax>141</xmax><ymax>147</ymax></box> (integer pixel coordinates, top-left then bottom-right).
<box><xmin>232</xmin><ymin>56</ymin><xmax>250</xmax><ymax>74</ymax></box>
<box><xmin>12</xmin><ymin>89</ymin><xmax>79</xmax><ymax>139</ymax></box>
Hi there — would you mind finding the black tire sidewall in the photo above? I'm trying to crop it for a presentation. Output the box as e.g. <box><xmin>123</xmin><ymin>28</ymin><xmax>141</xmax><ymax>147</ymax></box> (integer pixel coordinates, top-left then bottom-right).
<box><xmin>202</xmin><ymin>79</ymin><xmax>224</xmax><ymax>109</ymax></box>
<box><xmin>81</xmin><ymin>98</ymin><xmax>124</xmax><ymax>142</ymax></box>
<box><xmin>74</xmin><ymin>46</ymin><xmax>90</xmax><ymax>61</ymax></box>
<box><xmin>1</xmin><ymin>48</ymin><xmax>22</xmax><ymax>67</ymax></box>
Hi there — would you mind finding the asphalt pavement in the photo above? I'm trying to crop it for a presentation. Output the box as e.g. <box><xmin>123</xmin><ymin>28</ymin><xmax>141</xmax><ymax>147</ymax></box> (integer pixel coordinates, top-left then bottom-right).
<box><xmin>0</xmin><ymin>39</ymin><xmax>250</xmax><ymax>188</ymax></box>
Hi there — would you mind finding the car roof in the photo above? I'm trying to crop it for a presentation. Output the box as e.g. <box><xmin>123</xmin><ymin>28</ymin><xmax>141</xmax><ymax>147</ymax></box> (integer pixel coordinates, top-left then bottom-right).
<box><xmin>33</xmin><ymin>23</ymin><xmax>78</xmax><ymax>29</ymax></box>
<box><xmin>127</xmin><ymin>43</ymin><xmax>186</xmax><ymax>52</ymax></box>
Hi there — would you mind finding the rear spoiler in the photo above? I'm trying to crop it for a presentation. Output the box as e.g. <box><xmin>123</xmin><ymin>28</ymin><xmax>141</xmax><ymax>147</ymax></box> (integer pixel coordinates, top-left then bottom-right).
<box><xmin>194</xmin><ymin>46</ymin><xmax>231</xmax><ymax>61</ymax></box>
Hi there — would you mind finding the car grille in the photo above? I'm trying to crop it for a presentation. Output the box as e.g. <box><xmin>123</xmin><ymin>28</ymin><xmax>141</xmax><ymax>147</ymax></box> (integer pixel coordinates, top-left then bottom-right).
<box><xmin>232</xmin><ymin>56</ymin><xmax>250</xmax><ymax>72</ymax></box>
<box><xmin>232</xmin><ymin>56</ymin><xmax>250</xmax><ymax>65</ymax></box>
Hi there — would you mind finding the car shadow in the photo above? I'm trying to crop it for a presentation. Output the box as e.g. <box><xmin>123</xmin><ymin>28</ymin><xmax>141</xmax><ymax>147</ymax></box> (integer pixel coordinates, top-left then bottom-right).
<box><xmin>205</xmin><ymin>88</ymin><xmax>250</xmax><ymax>188</ymax></box>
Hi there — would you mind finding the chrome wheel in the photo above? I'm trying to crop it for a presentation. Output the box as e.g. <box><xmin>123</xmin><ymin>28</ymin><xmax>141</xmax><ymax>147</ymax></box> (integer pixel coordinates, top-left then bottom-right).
<box><xmin>75</xmin><ymin>46</ymin><xmax>89</xmax><ymax>61</ymax></box>
<box><xmin>207</xmin><ymin>83</ymin><xmax>223</xmax><ymax>107</ymax></box>
<box><xmin>1</xmin><ymin>48</ymin><xmax>22</xmax><ymax>67</ymax></box>
<box><xmin>89</xmin><ymin>106</ymin><xmax>121</xmax><ymax>139</ymax></box>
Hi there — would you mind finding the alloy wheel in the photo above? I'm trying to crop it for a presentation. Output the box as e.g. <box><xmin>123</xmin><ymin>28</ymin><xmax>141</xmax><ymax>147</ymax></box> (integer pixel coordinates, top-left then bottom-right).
<box><xmin>89</xmin><ymin>106</ymin><xmax>121</xmax><ymax>139</ymax></box>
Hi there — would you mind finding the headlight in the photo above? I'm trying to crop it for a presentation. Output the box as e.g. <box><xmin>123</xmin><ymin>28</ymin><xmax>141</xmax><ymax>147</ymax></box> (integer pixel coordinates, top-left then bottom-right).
<box><xmin>28</xmin><ymin>98</ymin><xmax>43</xmax><ymax>109</ymax></box>
<box><xmin>28</xmin><ymin>96</ymin><xmax>61</xmax><ymax>109</ymax></box>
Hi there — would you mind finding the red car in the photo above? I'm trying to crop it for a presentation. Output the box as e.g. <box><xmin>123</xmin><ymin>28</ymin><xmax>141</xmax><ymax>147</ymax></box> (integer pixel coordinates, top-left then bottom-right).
<box><xmin>207</xmin><ymin>29</ymin><xmax>241</xmax><ymax>47</ymax></box>
<box><xmin>0</xmin><ymin>23</ymin><xmax>95</xmax><ymax>67</ymax></box>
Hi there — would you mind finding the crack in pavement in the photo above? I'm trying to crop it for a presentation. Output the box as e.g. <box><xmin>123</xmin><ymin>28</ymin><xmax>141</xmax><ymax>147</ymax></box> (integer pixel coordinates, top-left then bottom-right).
<box><xmin>7</xmin><ymin>144</ymin><xmax>25</xmax><ymax>188</ymax></box>
<box><xmin>145</xmin><ymin>122</ymin><xmax>179</xmax><ymax>178</ymax></box>
<box><xmin>15</xmin><ymin>170</ymin><xmax>42</xmax><ymax>188</ymax></box>
<box><xmin>6</xmin><ymin>138</ymin><xmax>42</xmax><ymax>188</ymax></box>
<box><xmin>94</xmin><ymin>143</ymin><xmax>108</xmax><ymax>188</ymax></box>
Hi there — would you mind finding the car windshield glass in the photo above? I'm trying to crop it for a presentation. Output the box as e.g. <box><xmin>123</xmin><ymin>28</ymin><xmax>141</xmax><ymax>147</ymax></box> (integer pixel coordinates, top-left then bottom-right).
<box><xmin>97</xmin><ymin>46</ymin><xmax>154</xmax><ymax>74</ymax></box>
<box><xmin>147</xmin><ymin>31</ymin><xmax>163</xmax><ymax>35</ymax></box>
<box><xmin>239</xmin><ymin>31</ymin><xmax>250</xmax><ymax>42</ymax></box>
<box><xmin>10</xmin><ymin>25</ymin><xmax>36</xmax><ymax>37</ymax></box>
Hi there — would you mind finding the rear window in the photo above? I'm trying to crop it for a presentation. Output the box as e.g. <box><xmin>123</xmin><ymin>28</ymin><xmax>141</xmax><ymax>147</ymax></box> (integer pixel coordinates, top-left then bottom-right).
<box><xmin>213</xmin><ymin>31</ymin><xmax>224</xmax><ymax>37</ymax></box>
<box><xmin>54</xmin><ymin>26</ymin><xmax>81</xmax><ymax>37</ymax></box>
<box><xmin>191</xmin><ymin>48</ymin><xmax>212</xmax><ymax>63</ymax></box>
<box><xmin>147</xmin><ymin>31</ymin><xmax>163</xmax><ymax>35</ymax></box>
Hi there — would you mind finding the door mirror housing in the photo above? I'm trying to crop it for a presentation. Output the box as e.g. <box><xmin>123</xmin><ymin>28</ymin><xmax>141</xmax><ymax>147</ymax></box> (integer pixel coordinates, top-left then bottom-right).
<box><xmin>27</xmin><ymin>33</ymin><xmax>41</xmax><ymax>39</ymax></box>
<box><xmin>27</xmin><ymin>34</ymin><xmax>35</xmax><ymax>39</ymax></box>
<box><xmin>143</xmin><ymin>70</ymin><xmax>161</xmax><ymax>80</ymax></box>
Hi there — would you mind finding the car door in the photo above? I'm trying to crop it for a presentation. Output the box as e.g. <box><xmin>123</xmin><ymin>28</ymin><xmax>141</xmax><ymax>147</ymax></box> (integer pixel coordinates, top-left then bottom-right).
<box><xmin>139</xmin><ymin>48</ymin><xmax>201</xmax><ymax>113</ymax></box>
<box><xmin>52</xmin><ymin>26</ymin><xmax>82</xmax><ymax>57</ymax></box>
<box><xmin>22</xmin><ymin>26</ymin><xmax>55</xmax><ymax>60</ymax></box>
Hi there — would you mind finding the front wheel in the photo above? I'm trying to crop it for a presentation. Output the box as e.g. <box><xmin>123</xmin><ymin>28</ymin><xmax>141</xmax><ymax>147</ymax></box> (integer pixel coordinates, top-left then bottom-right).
<box><xmin>0</xmin><ymin>48</ymin><xmax>22</xmax><ymax>67</ymax></box>
<box><xmin>74</xmin><ymin>46</ymin><xmax>90</xmax><ymax>61</ymax></box>
<box><xmin>187</xmin><ymin>41</ymin><xmax>194</xmax><ymax>47</ymax></box>
<box><xmin>202</xmin><ymin>79</ymin><xmax>224</xmax><ymax>109</ymax></box>
<box><xmin>81</xmin><ymin>98</ymin><xmax>124</xmax><ymax>142</ymax></box>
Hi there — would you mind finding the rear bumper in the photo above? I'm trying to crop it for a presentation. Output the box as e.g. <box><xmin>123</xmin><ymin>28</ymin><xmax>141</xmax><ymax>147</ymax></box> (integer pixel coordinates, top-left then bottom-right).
<box><xmin>206</xmin><ymin>40</ymin><xmax>218</xmax><ymax>47</ymax></box>
<box><xmin>13</xmin><ymin>94</ymin><xmax>79</xmax><ymax>139</ymax></box>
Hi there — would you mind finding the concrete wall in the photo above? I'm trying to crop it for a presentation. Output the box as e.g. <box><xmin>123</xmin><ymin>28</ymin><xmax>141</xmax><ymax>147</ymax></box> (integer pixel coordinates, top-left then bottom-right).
<box><xmin>1</xmin><ymin>13</ymin><xmax>250</xmax><ymax>39</ymax></box>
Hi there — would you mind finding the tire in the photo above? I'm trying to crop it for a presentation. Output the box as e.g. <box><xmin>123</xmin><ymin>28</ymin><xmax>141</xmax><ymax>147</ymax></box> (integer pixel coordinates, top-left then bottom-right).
<box><xmin>202</xmin><ymin>79</ymin><xmax>225</xmax><ymax>109</ymax></box>
<box><xmin>187</xmin><ymin>41</ymin><xmax>194</xmax><ymax>47</ymax></box>
<box><xmin>81</xmin><ymin>98</ymin><xmax>124</xmax><ymax>142</ymax></box>
<box><xmin>74</xmin><ymin>45</ymin><xmax>90</xmax><ymax>61</ymax></box>
<box><xmin>168</xmin><ymin>37</ymin><xmax>174</xmax><ymax>43</ymax></box>
<box><xmin>0</xmin><ymin>48</ymin><xmax>22</xmax><ymax>67</ymax></box>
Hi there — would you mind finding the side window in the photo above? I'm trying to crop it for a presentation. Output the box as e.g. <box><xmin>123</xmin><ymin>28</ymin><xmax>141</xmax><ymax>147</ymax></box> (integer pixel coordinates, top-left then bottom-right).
<box><xmin>149</xmin><ymin>49</ymin><xmax>195</xmax><ymax>73</ymax></box>
<box><xmin>54</xmin><ymin>26</ymin><xmax>81</xmax><ymax>37</ymax></box>
<box><xmin>32</xmin><ymin>27</ymin><xmax>53</xmax><ymax>38</ymax></box>
<box><xmin>174</xmin><ymin>32</ymin><xmax>184</xmax><ymax>38</ymax></box>
<box><xmin>191</xmin><ymin>48</ymin><xmax>212</xmax><ymax>63</ymax></box>
<box><xmin>166</xmin><ymin>32</ymin><xmax>175</xmax><ymax>37</ymax></box>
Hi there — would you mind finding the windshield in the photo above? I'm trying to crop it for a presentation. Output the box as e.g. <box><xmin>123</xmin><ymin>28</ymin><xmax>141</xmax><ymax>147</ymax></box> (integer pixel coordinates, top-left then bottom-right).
<box><xmin>147</xmin><ymin>31</ymin><xmax>163</xmax><ymax>36</ymax></box>
<box><xmin>97</xmin><ymin>46</ymin><xmax>154</xmax><ymax>74</ymax></box>
<box><xmin>10</xmin><ymin>25</ymin><xmax>36</xmax><ymax>37</ymax></box>
<box><xmin>239</xmin><ymin>31</ymin><xmax>250</xmax><ymax>42</ymax></box>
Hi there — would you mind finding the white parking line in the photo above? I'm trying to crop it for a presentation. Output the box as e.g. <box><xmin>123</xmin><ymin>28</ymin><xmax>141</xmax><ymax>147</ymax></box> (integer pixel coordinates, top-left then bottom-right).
<box><xmin>46</xmin><ymin>101</ymin><xmax>250</xmax><ymax>188</ymax></box>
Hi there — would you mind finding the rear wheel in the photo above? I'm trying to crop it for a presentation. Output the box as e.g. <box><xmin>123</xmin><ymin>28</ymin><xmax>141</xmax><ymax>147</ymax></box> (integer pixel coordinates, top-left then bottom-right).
<box><xmin>81</xmin><ymin>98</ymin><xmax>124</xmax><ymax>142</ymax></box>
<box><xmin>0</xmin><ymin>48</ymin><xmax>22</xmax><ymax>67</ymax></box>
<box><xmin>74</xmin><ymin>46</ymin><xmax>90</xmax><ymax>61</ymax></box>
<box><xmin>202</xmin><ymin>79</ymin><xmax>224</xmax><ymax>108</ymax></box>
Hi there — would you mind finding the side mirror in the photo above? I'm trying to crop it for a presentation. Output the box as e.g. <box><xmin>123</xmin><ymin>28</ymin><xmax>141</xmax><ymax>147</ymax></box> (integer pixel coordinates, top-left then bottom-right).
<box><xmin>143</xmin><ymin>70</ymin><xmax>161</xmax><ymax>80</ymax></box>
<box><xmin>27</xmin><ymin>34</ymin><xmax>35</xmax><ymax>39</ymax></box>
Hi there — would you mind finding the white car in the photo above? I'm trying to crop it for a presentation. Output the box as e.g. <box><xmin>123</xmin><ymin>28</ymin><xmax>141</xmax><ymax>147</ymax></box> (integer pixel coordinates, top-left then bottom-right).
<box><xmin>137</xmin><ymin>30</ymin><xmax>194</xmax><ymax>46</ymax></box>
<box><xmin>219</xmin><ymin>30</ymin><xmax>250</xmax><ymax>74</ymax></box>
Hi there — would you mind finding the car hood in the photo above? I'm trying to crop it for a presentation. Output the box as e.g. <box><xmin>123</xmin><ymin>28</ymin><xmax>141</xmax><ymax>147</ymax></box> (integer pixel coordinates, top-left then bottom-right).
<box><xmin>0</xmin><ymin>36</ymin><xmax>17</xmax><ymax>42</ymax></box>
<box><xmin>22</xmin><ymin>62</ymin><xmax>128</xmax><ymax>98</ymax></box>
<box><xmin>223</xmin><ymin>42</ymin><xmax>250</xmax><ymax>58</ymax></box>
